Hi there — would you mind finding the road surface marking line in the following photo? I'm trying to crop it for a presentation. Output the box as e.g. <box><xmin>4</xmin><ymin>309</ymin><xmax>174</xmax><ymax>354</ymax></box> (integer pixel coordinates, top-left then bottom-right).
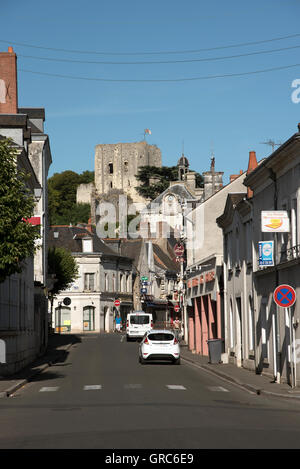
<box><xmin>208</xmin><ymin>386</ymin><xmax>229</xmax><ymax>392</ymax></box>
<box><xmin>39</xmin><ymin>387</ymin><xmax>59</xmax><ymax>392</ymax></box>
<box><xmin>166</xmin><ymin>385</ymin><xmax>186</xmax><ymax>390</ymax></box>
<box><xmin>83</xmin><ymin>385</ymin><xmax>102</xmax><ymax>390</ymax></box>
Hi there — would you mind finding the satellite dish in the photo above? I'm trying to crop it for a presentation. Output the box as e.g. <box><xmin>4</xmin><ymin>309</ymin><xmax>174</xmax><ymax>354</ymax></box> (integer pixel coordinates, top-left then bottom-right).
<box><xmin>63</xmin><ymin>297</ymin><xmax>71</xmax><ymax>306</ymax></box>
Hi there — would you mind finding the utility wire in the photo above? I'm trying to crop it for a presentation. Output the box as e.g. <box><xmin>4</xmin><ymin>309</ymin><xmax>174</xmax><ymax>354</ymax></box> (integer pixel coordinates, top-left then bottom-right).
<box><xmin>17</xmin><ymin>43</ymin><xmax>300</xmax><ymax>65</ymax></box>
<box><xmin>2</xmin><ymin>32</ymin><xmax>300</xmax><ymax>56</ymax></box>
<box><xmin>19</xmin><ymin>62</ymin><xmax>300</xmax><ymax>83</ymax></box>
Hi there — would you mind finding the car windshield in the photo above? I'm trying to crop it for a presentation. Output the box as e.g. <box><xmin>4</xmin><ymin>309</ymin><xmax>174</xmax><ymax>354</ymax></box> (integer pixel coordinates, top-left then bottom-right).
<box><xmin>148</xmin><ymin>333</ymin><xmax>174</xmax><ymax>342</ymax></box>
<box><xmin>130</xmin><ymin>316</ymin><xmax>150</xmax><ymax>325</ymax></box>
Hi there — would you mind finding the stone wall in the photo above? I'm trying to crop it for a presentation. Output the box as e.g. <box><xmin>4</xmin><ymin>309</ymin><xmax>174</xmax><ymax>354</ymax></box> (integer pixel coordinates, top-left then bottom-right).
<box><xmin>94</xmin><ymin>141</ymin><xmax>162</xmax><ymax>204</ymax></box>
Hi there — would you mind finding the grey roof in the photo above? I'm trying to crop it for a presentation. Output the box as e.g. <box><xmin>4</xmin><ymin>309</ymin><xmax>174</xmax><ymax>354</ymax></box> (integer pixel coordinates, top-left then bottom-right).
<box><xmin>146</xmin><ymin>183</ymin><xmax>196</xmax><ymax>208</ymax></box>
<box><xmin>48</xmin><ymin>225</ymin><xmax>120</xmax><ymax>256</ymax></box>
<box><xmin>152</xmin><ymin>243</ymin><xmax>180</xmax><ymax>273</ymax></box>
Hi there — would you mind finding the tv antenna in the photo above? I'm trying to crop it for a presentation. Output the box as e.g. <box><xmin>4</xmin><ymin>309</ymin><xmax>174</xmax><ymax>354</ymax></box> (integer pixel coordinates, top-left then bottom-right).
<box><xmin>260</xmin><ymin>139</ymin><xmax>281</xmax><ymax>152</ymax></box>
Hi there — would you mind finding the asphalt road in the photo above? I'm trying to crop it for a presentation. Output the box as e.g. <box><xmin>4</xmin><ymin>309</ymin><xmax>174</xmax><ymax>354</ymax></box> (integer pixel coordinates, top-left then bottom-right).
<box><xmin>1</xmin><ymin>332</ymin><xmax>300</xmax><ymax>449</ymax></box>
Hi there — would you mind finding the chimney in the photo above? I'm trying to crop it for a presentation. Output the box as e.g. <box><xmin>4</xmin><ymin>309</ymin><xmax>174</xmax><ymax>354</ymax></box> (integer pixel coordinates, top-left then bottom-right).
<box><xmin>87</xmin><ymin>217</ymin><xmax>93</xmax><ymax>233</ymax></box>
<box><xmin>246</xmin><ymin>151</ymin><xmax>258</xmax><ymax>198</ymax></box>
<box><xmin>0</xmin><ymin>47</ymin><xmax>18</xmax><ymax>114</ymax></box>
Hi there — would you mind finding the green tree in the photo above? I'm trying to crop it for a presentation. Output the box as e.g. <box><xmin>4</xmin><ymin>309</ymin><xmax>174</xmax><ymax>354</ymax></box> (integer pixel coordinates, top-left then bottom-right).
<box><xmin>48</xmin><ymin>246</ymin><xmax>79</xmax><ymax>316</ymax></box>
<box><xmin>48</xmin><ymin>170</ymin><xmax>94</xmax><ymax>224</ymax></box>
<box><xmin>135</xmin><ymin>165</ymin><xmax>203</xmax><ymax>200</ymax></box>
<box><xmin>0</xmin><ymin>138</ymin><xmax>40</xmax><ymax>283</ymax></box>
<box><xmin>53</xmin><ymin>203</ymin><xmax>91</xmax><ymax>226</ymax></box>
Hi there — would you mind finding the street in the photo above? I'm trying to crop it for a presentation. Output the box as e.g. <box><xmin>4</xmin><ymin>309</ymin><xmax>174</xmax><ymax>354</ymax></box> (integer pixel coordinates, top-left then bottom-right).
<box><xmin>1</xmin><ymin>333</ymin><xmax>300</xmax><ymax>449</ymax></box>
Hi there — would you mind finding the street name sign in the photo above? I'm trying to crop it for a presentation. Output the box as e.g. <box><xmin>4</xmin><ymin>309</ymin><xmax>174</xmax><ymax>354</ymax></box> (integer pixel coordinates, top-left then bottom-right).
<box><xmin>273</xmin><ymin>284</ymin><xmax>296</xmax><ymax>308</ymax></box>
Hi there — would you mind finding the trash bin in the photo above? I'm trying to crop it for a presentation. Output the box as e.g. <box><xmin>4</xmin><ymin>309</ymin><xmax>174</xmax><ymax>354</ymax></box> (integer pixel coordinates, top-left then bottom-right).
<box><xmin>207</xmin><ymin>339</ymin><xmax>223</xmax><ymax>364</ymax></box>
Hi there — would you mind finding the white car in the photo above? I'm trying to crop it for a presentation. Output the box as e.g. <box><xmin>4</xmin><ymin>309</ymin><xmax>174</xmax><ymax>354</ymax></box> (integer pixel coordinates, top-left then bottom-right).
<box><xmin>139</xmin><ymin>330</ymin><xmax>180</xmax><ymax>365</ymax></box>
<box><xmin>126</xmin><ymin>311</ymin><xmax>153</xmax><ymax>341</ymax></box>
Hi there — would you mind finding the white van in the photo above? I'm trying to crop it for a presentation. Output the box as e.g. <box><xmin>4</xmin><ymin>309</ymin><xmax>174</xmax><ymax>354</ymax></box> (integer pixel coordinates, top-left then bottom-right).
<box><xmin>126</xmin><ymin>311</ymin><xmax>153</xmax><ymax>341</ymax></box>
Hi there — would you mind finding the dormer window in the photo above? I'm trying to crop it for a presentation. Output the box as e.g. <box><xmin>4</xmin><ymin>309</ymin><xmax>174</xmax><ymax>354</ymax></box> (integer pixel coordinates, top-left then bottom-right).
<box><xmin>82</xmin><ymin>238</ymin><xmax>93</xmax><ymax>252</ymax></box>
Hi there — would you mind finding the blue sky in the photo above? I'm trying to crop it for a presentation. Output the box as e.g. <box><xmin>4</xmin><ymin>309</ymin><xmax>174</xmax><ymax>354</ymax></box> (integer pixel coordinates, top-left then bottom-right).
<box><xmin>2</xmin><ymin>0</ymin><xmax>300</xmax><ymax>184</ymax></box>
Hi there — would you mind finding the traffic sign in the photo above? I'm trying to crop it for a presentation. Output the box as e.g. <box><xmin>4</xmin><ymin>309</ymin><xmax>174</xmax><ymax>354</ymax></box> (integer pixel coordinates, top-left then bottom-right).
<box><xmin>114</xmin><ymin>299</ymin><xmax>120</xmax><ymax>307</ymax></box>
<box><xmin>174</xmin><ymin>304</ymin><xmax>180</xmax><ymax>313</ymax></box>
<box><xmin>141</xmin><ymin>276</ymin><xmax>148</xmax><ymax>281</ymax></box>
<box><xmin>174</xmin><ymin>243</ymin><xmax>184</xmax><ymax>257</ymax></box>
<box><xmin>141</xmin><ymin>288</ymin><xmax>147</xmax><ymax>294</ymax></box>
<box><xmin>63</xmin><ymin>297</ymin><xmax>71</xmax><ymax>306</ymax></box>
<box><xmin>273</xmin><ymin>284</ymin><xmax>296</xmax><ymax>308</ymax></box>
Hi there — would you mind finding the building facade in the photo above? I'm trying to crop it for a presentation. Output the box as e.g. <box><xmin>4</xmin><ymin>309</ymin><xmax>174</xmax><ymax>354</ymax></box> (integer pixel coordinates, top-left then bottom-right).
<box><xmin>48</xmin><ymin>225</ymin><xmax>133</xmax><ymax>333</ymax></box>
<box><xmin>244</xmin><ymin>127</ymin><xmax>300</xmax><ymax>386</ymax></box>
<box><xmin>185</xmin><ymin>161</ymin><xmax>250</xmax><ymax>358</ymax></box>
<box><xmin>0</xmin><ymin>47</ymin><xmax>52</xmax><ymax>375</ymax></box>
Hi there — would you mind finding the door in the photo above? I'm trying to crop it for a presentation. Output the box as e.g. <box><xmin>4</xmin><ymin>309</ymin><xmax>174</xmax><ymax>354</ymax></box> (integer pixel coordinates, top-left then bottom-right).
<box><xmin>83</xmin><ymin>306</ymin><xmax>95</xmax><ymax>331</ymax></box>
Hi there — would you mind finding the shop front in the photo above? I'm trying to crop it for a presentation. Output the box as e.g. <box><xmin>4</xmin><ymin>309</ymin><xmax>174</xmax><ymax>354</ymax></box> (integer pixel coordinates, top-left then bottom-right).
<box><xmin>187</xmin><ymin>261</ymin><xmax>224</xmax><ymax>356</ymax></box>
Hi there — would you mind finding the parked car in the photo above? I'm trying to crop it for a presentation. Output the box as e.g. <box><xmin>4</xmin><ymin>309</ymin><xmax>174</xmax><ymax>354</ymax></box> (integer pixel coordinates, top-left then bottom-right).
<box><xmin>126</xmin><ymin>311</ymin><xmax>153</xmax><ymax>341</ymax></box>
<box><xmin>139</xmin><ymin>330</ymin><xmax>180</xmax><ymax>365</ymax></box>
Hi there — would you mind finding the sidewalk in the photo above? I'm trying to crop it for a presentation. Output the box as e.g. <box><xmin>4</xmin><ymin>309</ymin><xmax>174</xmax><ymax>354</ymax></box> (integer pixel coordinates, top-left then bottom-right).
<box><xmin>180</xmin><ymin>344</ymin><xmax>300</xmax><ymax>401</ymax></box>
<box><xmin>0</xmin><ymin>333</ymin><xmax>79</xmax><ymax>397</ymax></box>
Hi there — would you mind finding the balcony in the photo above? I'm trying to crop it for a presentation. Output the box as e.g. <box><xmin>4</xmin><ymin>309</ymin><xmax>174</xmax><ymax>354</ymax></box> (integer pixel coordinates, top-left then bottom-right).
<box><xmin>280</xmin><ymin>244</ymin><xmax>300</xmax><ymax>263</ymax></box>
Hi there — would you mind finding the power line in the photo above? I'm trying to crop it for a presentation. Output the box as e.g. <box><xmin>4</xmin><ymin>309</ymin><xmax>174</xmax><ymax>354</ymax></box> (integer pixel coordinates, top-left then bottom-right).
<box><xmin>17</xmin><ymin>43</ymin><xmax>300</xmax><ymax>65</ymax></box>
<box><xmin>2</xmin><ymin>32</ymin><xmax>300</xmax><ymax>56</ymax></box>
<box><xmin>19</xmin><ymin>62</ymin><xmax>300</xmax><ymax>83</ymax></box>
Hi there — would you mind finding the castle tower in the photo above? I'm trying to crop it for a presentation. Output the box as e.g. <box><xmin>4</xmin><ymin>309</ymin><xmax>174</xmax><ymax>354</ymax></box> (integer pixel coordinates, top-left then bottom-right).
<box><xmin>94</xmin><ymin>141</ymin><xmax>162</xmax><ymax>204</ymax></box>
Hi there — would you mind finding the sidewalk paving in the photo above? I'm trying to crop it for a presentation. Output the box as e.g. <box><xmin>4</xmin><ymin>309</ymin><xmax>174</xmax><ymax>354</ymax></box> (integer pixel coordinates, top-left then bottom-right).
<box><xmin>1</xmin><ymin>333</ymin><xmax>300</xmax><ymax>401</ymax></box>
<box><xmin>0</xmin><ymin>333</ymin><xmax>79</xmax><ymax>397</ymax></box>
<box><xmin>180</xmin><ymin>343</ymin><xmax>300</xmax><ymax>400</ymax></box>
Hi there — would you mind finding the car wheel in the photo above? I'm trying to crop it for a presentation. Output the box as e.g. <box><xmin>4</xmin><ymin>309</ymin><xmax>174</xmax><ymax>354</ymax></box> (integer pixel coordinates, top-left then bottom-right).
<box><xmin>140</xmin><ymin>356</ymin><xmax>146</xmax><ymax>364</ymax></box>
<box><xmin>173</xmin><ymin>358</ymin><xmax>180</xmax><ymax>365</ymax></box>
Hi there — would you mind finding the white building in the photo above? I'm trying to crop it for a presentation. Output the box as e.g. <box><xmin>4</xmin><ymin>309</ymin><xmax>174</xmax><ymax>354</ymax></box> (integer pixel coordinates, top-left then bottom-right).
<box><xmin>49</xmin><ymin>225</ymin><xmax>133</xmax><ymax>333</ymax></box>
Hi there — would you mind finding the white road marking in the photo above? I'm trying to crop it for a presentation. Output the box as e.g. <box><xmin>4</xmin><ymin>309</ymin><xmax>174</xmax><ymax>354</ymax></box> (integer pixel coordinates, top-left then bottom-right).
<box><xmin>39</xmin><ymin>386</ymin><xmax>59</xmax><ymax>392</ymax></box>
<box><xmin>166</xmin><ymin>385</ymin><xmax>186</xmax><ymax>390</ymax></box>
<box><xmin>208</xmin><ymin>386</ymin><xmax>229</xmax><ymax>392</ymax></box>
<box><xmin>83</xmin><ymin>385</ymin><xmax>102</xmax><ymax>390</ymax></box>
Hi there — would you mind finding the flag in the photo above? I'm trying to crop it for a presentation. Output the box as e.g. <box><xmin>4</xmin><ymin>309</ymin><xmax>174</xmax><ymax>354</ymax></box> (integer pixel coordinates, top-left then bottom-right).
<box><xmin>144</xmin><ymin>128</ymin><xmax>151</xmax><ymax>135</ymax></box>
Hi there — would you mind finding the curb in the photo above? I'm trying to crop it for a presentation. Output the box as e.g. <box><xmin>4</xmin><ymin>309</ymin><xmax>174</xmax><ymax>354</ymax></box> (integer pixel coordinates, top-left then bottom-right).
<box><xmin>180</xmin><ymin>354</ymin><xmax>299</xmax><ymax>400</ymax></box>
<box><xmin>0</xmin><ymin>341</ymin><xmax>74</xmax><ymax>398</ymax></box>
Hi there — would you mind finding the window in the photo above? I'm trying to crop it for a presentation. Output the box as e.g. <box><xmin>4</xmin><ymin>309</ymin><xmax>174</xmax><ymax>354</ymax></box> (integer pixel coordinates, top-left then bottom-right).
<box><xmin>124</xmin><ymin>161</ymin><xmax>128</xmax><ymax>172</ymax></box>
<box><xmin>235</xmin><ymin>227</ymin><xmax>240</xmax><ymax>268</ymax></box>
<box><xmin>84</xmin><ymin>273</ymin><xmax>95</xmax><ymax>291</ymax></box>
<box><xmin>245</xmin><ymin>221</ymin><xmax>252</xmax><ymax>264</ymax></box>
<box><xmin>104</xmin><ymin>273</ymin><xmax>109</xmax><ymax>291</ymax></box>
<box><xmin>130</xmin><ymin>316</ymin><xmax>150</xmax><ymax>325</ymax></box>
<box><xmin>227</xmin><ymin>232</ymin><xmax>233</xmax><ymax>270</ymax></box>
<box><xmin>108</xmin><ymin>163</ymin><xmax>113</xmax><ymax>174</ymax></box>
<box><xmin>127</xmin><ymin>274</ymin><xmax>131</xmax><ymax>292</ymax></box>
<box><xmin>112</xmin><ymin>274</ymin><xmax>116</xmax><ymax>292</ymax></box>
<box><xmin>82</xmin><ymin>239</ymin><xmax>93</xmax><ymax>253</ymax></box>
<box><xmin>291</xmin><ymin>197</ymin><xmax>299</xmax><ymax>251</ymax></box>
<box><xmin>248</xmin><ymin>296</ymin><xmax>255</xmax><ymax>352</ymax></box>
<box><xmin>229</xmin><ymin>299</ymin><xmax>234</xmax><ymax>348</ymax></box>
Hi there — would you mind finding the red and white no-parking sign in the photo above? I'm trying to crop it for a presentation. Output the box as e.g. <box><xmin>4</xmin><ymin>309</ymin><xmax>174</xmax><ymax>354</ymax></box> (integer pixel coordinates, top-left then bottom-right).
<box><xmin>174</xmin><ymin>304</ymin><xmax>180</xmax><ymax>313</ymax></box>
<box><xmin>273</xmin><ymin>284</ymin><xmax>296</xmax><ymax>308</ymax></box>
<box><xmin>114</xmin><ymin>299</ymin><xmax>120</xmax><ymax>307</ymax></box>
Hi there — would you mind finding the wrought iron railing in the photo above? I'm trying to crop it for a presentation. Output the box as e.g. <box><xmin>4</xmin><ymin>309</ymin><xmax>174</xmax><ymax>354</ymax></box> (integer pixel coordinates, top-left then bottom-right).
<box><xmin>280</xmin><ymin>244</ymin><xmax>300</xmax><ymax>263</ymax></box>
